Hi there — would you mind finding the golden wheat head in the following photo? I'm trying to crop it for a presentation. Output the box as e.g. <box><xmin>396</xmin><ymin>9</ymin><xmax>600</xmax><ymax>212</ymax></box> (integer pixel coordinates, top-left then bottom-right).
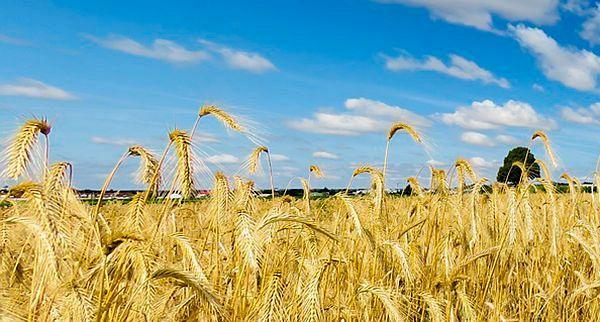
<box><xmin>128</xmin><ymin>145</ymin><xmax>161</xmax><ymax>192</ymax></box>
<box><xmin>455</xmin><ymin>158</ymin><xmax>477</xmax><ymax>182</ymax></box>
<box><xmin>44</xmin><ymin>161</ymin><xmax>72</xmax><ymax>191</ymax></box>
<box><xmin>309</xmin><ymin>165</ymin><xmax>324</xmax><ymax>178</ymax></box>
<box><xmin>248</xmin><ymin>146</ymin><xmax>269</xmax><ymax>174</ymax></box>
<box><xmin>169</xmin><ymin>129</ymin><xmax>195</xmax><ymax>199</ymax></box>
<box><xmin>2</xmin><ymin>118</ymin><xmax>52</xmax><ymax>179</ymax></box>
<box><xmin>531</xmin><ymin>130</ymin><xmax>557</xmax><ymax>168</ymax></box>
<box><xmin>387</xmin><ymin>122</ymin><xmax>422</xmax><ymax>143</ymax></box>
<box><xmin>406</xmin><ymin>176</ymin><xmax>423</xmax><ymax>196</ymax></box>
<box><xmin>199</xmin><ymin>105</ymin><xmax>246</xmax><ymax>132</ymax></box>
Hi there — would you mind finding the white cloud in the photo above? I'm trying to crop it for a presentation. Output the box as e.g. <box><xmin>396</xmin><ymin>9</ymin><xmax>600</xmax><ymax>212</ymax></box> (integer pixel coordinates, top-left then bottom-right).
<box><xmin>469</xmin><ymin>156</ymin><xmax>498</xmax><ymax>169</ymax></box>
<box><xmin>511</xmin><ymin>24</ymin><xmax>600</xmax><ymax>91</ymax></box>
<box><xmin>290</xmin><ymin>113</ymin><xmax>381</xmax><ymax>136</ymax></box>
<box><xmin>561</xmin><ymin>103</ymin><xmax>600</xmax><ymax>124</ymax></box>
<box><xmin>86</xmin><ymin>35</ymin><xmax>275</xmax><ymax>72</ymax></box>
<box><xmin>344</xmin><ymin>97</ymin><xmax>431</xmax><ymax>126</ymax></box>
<box><xmin>460</xmin><ymin>132</ymin><xmax>520</xmax><ymax>146</ymax></box>
<box><xmin>313</xmin><ymin>151</ymin><xmax>340</xmax><ymax>160</ymax></box>
<box><xmin>0</xmin><ymin>78</ymin><xmax>75</xmax><ymax>100</ymax></box>
<box><xmin>532</xmin><ymin>83</ymin><xmax>545</xmax><ymax>92</ymax></box>
<box><xmin>86</xmin><ymin>35</ymin><xmax>210</xmax><ymax>64</ymax></box>
<box><xmin>496</xmin><ymin>134</ymin><xmax>519</xmax><ymax>144</ymax></box>
<box><xmin>194</xmin><ymin>133</ymin><xmax>221</xmax><ymax>143</ymax></box>
<box><xmin>563</xmin><ymin>0</ymin><xmax>591</xmax><ymax>15</ymax></box>
<box><xmin>441</xmin><ymin>99</ymin><xmax>556</xmax><ymax>130</ymax></box>
<box><xmin>289</xmin><ymin>97</ymin><xmax>430</xmax><ymax>136</ymax></box>
<box><xmin>91</xmin><ymin>136</ymin><xmax>137</xmax><ymax>146</ymax></box>
<box><xmin>280</xmin><ymin>165</ymin><xmax>299</xmax><ymax>173</ymax></box>
<box><xmin>344</xmin><ymin>98</ymin><xmax>431</xmax><ymax>126</ymax></box>
<box><xmin>376</xmin><ymin>0</ymin><xmax>559</xmax><ymax>31</ymax></box>
<box><xmin>269</xmin><ymin>154</ymin><xmax>289</xmax><ymax>161</ymax></box>
<box><xmin>384</xmin><ymin>53</ymin><xmax>510</xmax><ymax>88</ymax></box>
<box><xmin>460</xmin><ymin>131</ymin><xmax>495</xmax><ymax>146</ymax></box>
<box><xmin>581</xmin><ymin>4</ymin><xmax>600</xmax><ymax>46</ymax></box>
<box><xmin>199</xmin><ymin>39</ymin><xmax>276</xmax><ymax>73</ymax></box>
<box><xmin>0</xmin><ymin>34</ymin><xmax>30</xmax><ymax>46</ymax></box>
<box><xmin>205</xmin><ymin>154</ymin><xmax>240</xmax><ymax>164</ymax></box>
<box><xmin>426</xmin><ymin>159</ymin><xmax>446</xmax><ymax>166</ymax></box>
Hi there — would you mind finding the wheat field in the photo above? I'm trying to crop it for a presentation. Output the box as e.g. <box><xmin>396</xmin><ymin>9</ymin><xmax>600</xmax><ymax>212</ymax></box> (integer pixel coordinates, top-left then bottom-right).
<box><xmin>1</xmin><ymin>109</ymin><xmax>600</xmax><ymax>321</ymax></box>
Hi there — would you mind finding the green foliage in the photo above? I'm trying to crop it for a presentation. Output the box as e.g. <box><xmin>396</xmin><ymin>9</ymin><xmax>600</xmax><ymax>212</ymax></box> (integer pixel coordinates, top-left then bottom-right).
<box><xmin>496</xmin><ymin>147</ymin><xmax>540</xmax><ymax>185</ymax></box>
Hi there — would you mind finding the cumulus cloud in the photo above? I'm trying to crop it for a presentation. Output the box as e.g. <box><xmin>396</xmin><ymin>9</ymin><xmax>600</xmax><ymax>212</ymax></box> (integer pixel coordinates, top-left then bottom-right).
<box><xmin>0</xmin><ymin>78</ymin><xmax>75</xmax><ymax>100</ymax></box>
<box><xmin>86</xmin><ymin>34</ymin><xmax>210</xmax><ymax>64</ymax></box>
<box><xmin>199</xmin><ymin>39</ymin><xmax>276</xmax><ymax>73</ymax></box>
<box><xmin>91</xmin><ymin>136</ymin><xmax>137</xmax><ymax>146</ymax></box>
<box><xmin>376</xmin><ymin>0</ymin><xmax>559</xmax><ymax>31</ymax></box>
<box><xmin>313</xmin><ymin>151</ymin><xmax>340</xmax><ymax>160</ymax></box>
<box><xmin>345</xmin><ymin>98</ymin><xmax>432</xmax><ymax>124</ymax></box>
<box><xmin>384</xmin><ymin>53</ymin><xmax>510</xmax><ymax>88</ymax></box>
<box><xmin>460</xmin><ymin>132</ymin><xmax>495</xmax><ymax>146</ymax></box>
<box><xmin>289</xmin><ymin>97</ymin><xmax>430</xmax><ymax>136</ymax></box>
<box><xmin>460</xmin><ymin>132</ymin><xmax>520</xmax><ymax>146</ymax></box>
<box><xmin>561</xmin><ymin>103</ymin><xmax>600</xmax><ymax>124</ymax></box>
<box><xmin>580</xmin><ymin>4</ymin><xmax>600</xmax><ymax>45</ymax></box>
<box><xmin>441</xmin><ymin>99</ymin><xmax>556</xmax><ymax>130</ymax></box>
<box><xmin>563</xmin><ymin>0</ymin><xmax>591</xmax><ymax>15</ymax></box>
<box><xmin>205</xmin><ymin>154</ymin><xmax>240</xmax><ymax>164</ymax></box>
<box><xmin>510</xmin><ymin>24</ymin><xmax>600</xmax><ymax>91</ymax></box>
<box><xmin>290</xmin><ymin>113</ymin><xmax>381</xmax><ymax>136</ymax></box>
<box><xmin>469</xmin><ymin>156</ymin><xmax>498</xmax><ymax>169</ymax></box>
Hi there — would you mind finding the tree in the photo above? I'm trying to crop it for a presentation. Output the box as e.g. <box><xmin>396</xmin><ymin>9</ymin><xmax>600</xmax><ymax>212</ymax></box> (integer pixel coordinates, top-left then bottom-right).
<box><xmin>402</xmin><ymin>184</ymin><xmax>413</xmax><ymax>196</ymax></box>
<box><xmin>496</xmin><ymin>147</ymin><xmax>540</xmax><ymax>185</ymax></box>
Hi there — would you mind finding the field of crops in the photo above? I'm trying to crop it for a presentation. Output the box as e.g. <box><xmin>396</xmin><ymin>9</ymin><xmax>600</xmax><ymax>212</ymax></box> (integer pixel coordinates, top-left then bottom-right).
<box><xmin>1</xmin><ymin>108</ymin><xmax>600</xmax><ymax>321</ymax></box>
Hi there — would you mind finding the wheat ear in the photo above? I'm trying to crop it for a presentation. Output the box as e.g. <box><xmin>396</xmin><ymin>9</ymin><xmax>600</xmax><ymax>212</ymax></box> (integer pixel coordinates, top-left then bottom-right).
<box><xmin>169</xmin><ymin>129</ymin><xmax>196</xmax><ymax>199</ymax></box>
<box><xmin>2</xmin><ymin>118</ymin><xmax>51</xmax><ymax>179</ymax></box>
<box><xmin>383</xmin><ymin>122</ymin><xmax>422</xmax><ymax>187</ymax></box>
<box><xmin>128</xmin><ymin>145</ymin><xmax>161</xmax><ymax>194</ymax></box>
<box><xmin>531</xmin><ymin>130</ymin><xmax>558</xmax><ymax>168</ymax></box>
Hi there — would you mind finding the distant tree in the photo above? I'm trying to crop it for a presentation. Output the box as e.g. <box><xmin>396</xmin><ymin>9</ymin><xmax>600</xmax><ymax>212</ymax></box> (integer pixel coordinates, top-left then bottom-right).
<box><xmin>402</xmin><ymin>184</ymin><xmax>413</xmax><ymax>196</ymax></box>
<box><xmin>496</xmin><ymin>147</ymin><xmax>540</xmax><ymax>185</ymax></box>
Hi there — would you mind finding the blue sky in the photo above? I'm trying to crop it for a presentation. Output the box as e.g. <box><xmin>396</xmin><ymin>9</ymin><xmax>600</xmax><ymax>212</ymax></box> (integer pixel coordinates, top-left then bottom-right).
<box><xmin>1</xmin><ymin>0</ymin><xmax>599</xmax><ymax>189</ymax></box>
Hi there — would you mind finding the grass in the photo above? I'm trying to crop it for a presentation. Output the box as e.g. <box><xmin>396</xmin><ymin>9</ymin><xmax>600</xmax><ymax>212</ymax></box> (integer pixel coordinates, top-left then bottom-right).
<box><xmin>0</xmin><ymin>113</ymin><xmax>599</xmax><ymax>321</ymax></box>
